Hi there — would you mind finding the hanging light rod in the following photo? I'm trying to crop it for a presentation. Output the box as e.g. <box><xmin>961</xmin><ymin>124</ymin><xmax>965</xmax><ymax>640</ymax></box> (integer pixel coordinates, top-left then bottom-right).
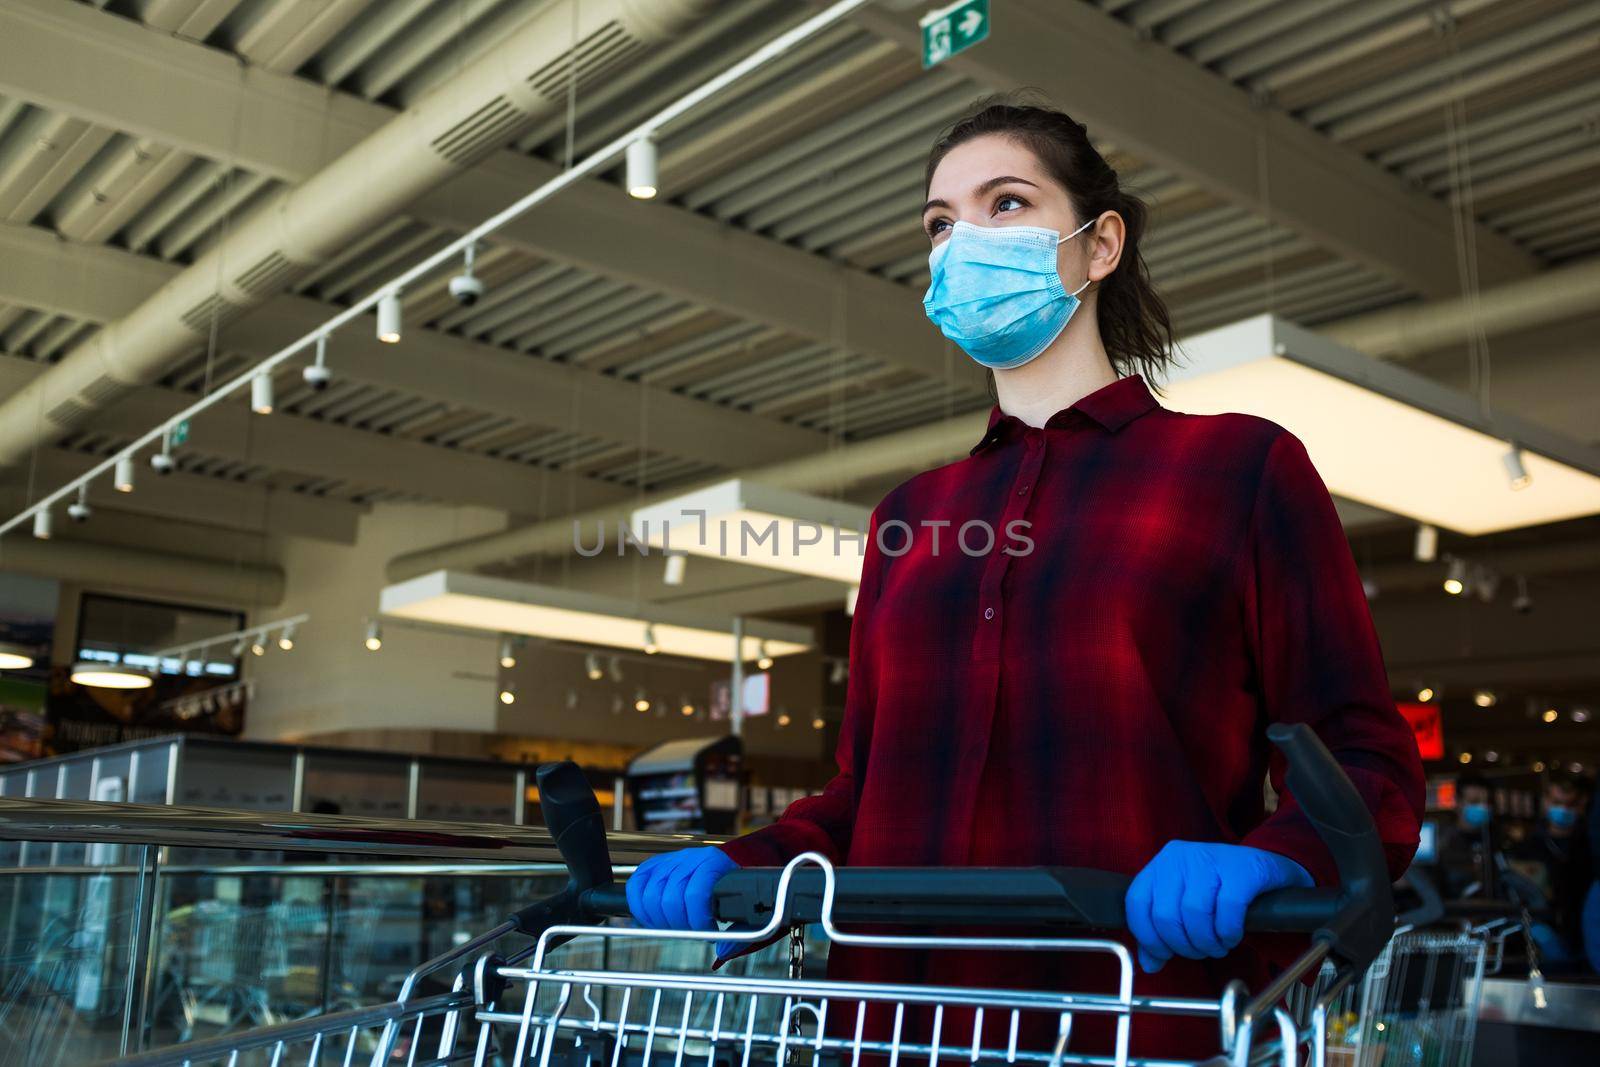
<box><xmin>149</xmin><ymin>613</ymin><xmax>310</xmax><ymax>672</ymax></box>
<box><xmin>0</xmin><ymin>0</ymin><xmax>873</xmax><ymax>542</ymax></box>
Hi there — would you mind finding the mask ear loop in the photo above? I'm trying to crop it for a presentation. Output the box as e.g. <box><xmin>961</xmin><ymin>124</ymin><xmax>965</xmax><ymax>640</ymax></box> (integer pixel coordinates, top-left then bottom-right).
<box><xmin>1057</xmin><ymin>216</ymin><xmax>1098</xmax><ymax>298</ymax></box>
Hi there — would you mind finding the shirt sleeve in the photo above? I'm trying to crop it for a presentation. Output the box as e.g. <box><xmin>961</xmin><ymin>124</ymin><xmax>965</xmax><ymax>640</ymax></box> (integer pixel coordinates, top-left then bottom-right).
<box><xmin>1237</xmin><ymin>430</ymin><xmax>1425</xmax><ymax>888</ymax></box>
<box><xmin>717</xmin><ymin>505</ymin><xmax>886</xmax><ymax>870</ymax></box>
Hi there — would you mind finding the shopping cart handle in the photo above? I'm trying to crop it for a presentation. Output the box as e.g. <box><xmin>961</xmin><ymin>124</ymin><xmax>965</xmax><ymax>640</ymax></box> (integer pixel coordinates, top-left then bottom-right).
<box><xmin>701</xmin><ymin>724</ymin><xmax>1392</xmax><ymax>969</ymax></box>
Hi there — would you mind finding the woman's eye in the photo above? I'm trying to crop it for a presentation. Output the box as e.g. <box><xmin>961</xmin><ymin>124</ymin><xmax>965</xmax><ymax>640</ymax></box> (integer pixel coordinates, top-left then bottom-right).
<box><xmin>995</xmin><ymin>194</ymin><xmax>1026</xmax><ymax>214</ymax></box>
<box><xmin>925</xmin><ymin>218</ymin><xmax>950</xmax><ymax>238</ymax></box>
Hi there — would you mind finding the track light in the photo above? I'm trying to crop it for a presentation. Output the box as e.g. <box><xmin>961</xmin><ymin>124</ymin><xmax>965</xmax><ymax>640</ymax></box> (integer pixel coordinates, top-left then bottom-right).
<box><xmin>812</xmin><ymin>715</ymin><xmax>825</xmax><ymax>730</ymax></box>
<box><xmin>585</xmin><ymin>653</ymin><xmax>603</xmax><ymax>681</ymax></box>
<box><xmin>756</xmin><ymin>641</ymin><xmax>773</xmax><ymax>671</ymax></box>
<box><xmin>500</xmin><ymin>683</ymin><xmax>516</xmax><ymax>705</ymax></box>
<box><xmin>449</xmin><ymin>244</ymin><xmax>484</xmax><ymax>306</ymax></box>
<box><xmin>231</xmin><ymin>638</ymin><xmax>247</xmax><ymax>658</ymax></box>
<box><xmin>151</xmin><ymin>427</ymin><xmax>176</xmax><ymax>475</ymax></box>
<box><xmin>114</xmin><ymin>455</ymin><xmax>135</xmax><ymax>493</ymax></box>
<box><xmin>1457</xmin><ymin>751</ymin><xmax>1472</xmax><ymax>764</ymax></box>
<box><xmin>845</xmin><ymin>585</ymin><xmax>859</xmax><ymax>616</ymax></box>
<box><xmin>67</xmin><ymin>486</ymin><xmax>91</xmax><ymax>524</ymax></box>
<box><xmin>32</xmin><ymin>509</ymin><xmax>50</xmax><ymax>540</ymax></box>
<box><xmin>626</xmin><ymin>137</ymin><xmax>658</xmax><ymax>199</ymax></box>
<box><xmin>251</xmin><ymin>371</ymin><xmax>274</xmax><ymax>415</ymax></box>
<box><xmin>1417</xmin><ymin>686</ymin><xmax>1434</xmax><ymax>702</ymax></box>
<box><xmin>1511</xmin><ymin>575</ymin><xmax>1532</xmax><ymax>614</ymax></box>
<box><xmin>303</xmin><ymin>335</ymin><xmax>331</xmax><ymax>391</ymax></box>
<box><xmin>1502</xmin><ymin>445</ymin><xmax>1531</xmax><ymax>491</ymax></box>
<box><xmin>499</xmin><ymin>636</ymin><xmax>517</xmax><ymax>669</ymax></box>
<box><xmin>635</xmin><ymin>688</ymin><xmax>650</xmax><ymax>713</ymax></box>
<box><xmin>829</xmin><ymin>659</ymin><xmax>847</xmax><ymax>686</ymax></box>
<box><xmin>1573</xmin><ymin>708</ymin><xmax>1592</xmax><ymax>724</ymax></box>
<box><xmin>250</xmin><ymin>639</ymin><xmax>266</xmax><ymax>657</ymax></box>
<box><xmin>377</xmin><ymin>291</ymin><xmax>402</xmax><ymax>343</ymax></box>
<box><xmin>567</xmin><ymin>687</ymin><xmax>579</xmax><ymax>709</ymax></box>
<box><xmin>608</xmin><ymin>654</ymin><xmax>623</xmax><ymax>683</ymax></box>
<box><xmin>776</xmin><ymin>710</ymin><xmax>791</xmax><ymax>728</ymax></box>
<box><xmin>1413</xmin><ymin>523</ymin><xmax>1437</xmax><ymax>563</ymax></box>
<box><xmin>1443</xmin><ymin>557</ymin><xmax>1466</xmax><ymax>595</ymax></box>
<box><xmin>643</xmin><ymin>623</ymin><xmax>659</xmax><ymax>655</ymax></box>
<box><xmin>680</xmin><ymin>696</ymin><xmax>695</xmax><ymax>717</ymax></box>
<box><xmin>1542</xmin><ymin>708</ymin><xmax>1559</xmax><ymax>724</ymax></box>
<box><xmin>278</xmin><ymin>624</ymin><xmax>296</xmax><ymax>651</ymax></box>
<box><xmin>611</xmin><ymin>693</ymin><xmax>624</xmax><ymax>715</ymax></box>
<box><xmin>1473</xmin><ymin>690</ymin><xmax>1496</xmax><ymax>708</ymax></box>
<box><xmin>663</xmin><ymin>552</ymin><xmax>687</xmax><ymax>587</ymax></box>
<box><xmin>364</xmin><ymin>620</ymin><xmax>383</xmax><ymax>652</ymax></box>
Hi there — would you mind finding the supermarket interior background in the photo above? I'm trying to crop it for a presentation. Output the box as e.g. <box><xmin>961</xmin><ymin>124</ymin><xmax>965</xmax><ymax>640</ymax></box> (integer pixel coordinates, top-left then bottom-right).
<box><xmin>0</xmin><ymin>0</ymin><xmax>1598</xmax><ymax>1063</ymax></box>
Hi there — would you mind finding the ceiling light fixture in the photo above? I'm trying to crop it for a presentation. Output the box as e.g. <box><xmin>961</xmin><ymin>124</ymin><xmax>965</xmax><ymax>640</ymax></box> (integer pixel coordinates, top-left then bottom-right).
<box><xmin>643</xmin><ymin>623</ymin><xmax>659</xmax><ymax>655</ymax></box>
<box><xmin>626</xmin><ymin>136</ymin><xmax>658</xmax><ymax>199</ymax></box>
<box><xmin>499</xmin><ymin>636</ymin><xmax>517</xmax><ymax>669</ymax></box>
<box><xmin>277</xmin><ymin>624</ymin><xmax>296</xmax><ymax>651</ymax></box>
<box><xmin>66</xmin><ymin>486</ymin><xmax>91</xmax><ymax>523</ymax></box>
<box><xmin>0</xmin><ymin>642</ymin><xmax>34</xmax><ymax>670</ymax></box>
<box><xmin>380</xmin><ymin>571</ymin><xmax>812</xmax><ymax>663</ymax></box>
<box><xmin>251</xmin><ymin>371</ymin><xmax>274</xmax><ymax>415</ymax></box>
<box><xmin>302</xmin><ymin>335</ymin><xmax>331</xmax><ymax>391</ymax></box>
<box><xmin>32</xmin><ymin>509</ymin><xmax>51</xmax><ymax>540</ymax></box>
<box><xmin>663</xmin><ymin>552</ymin><xmax>687</xmax><ymax>587</ymax></box>
<box><xmin>376</xmin><ymin>290</ymin><xmax>403</xmax><ymax>344</ymax></box>
<box><xmin>114</xmin><ymin>455</ymin><xmax>135</xmax><ymax>493</ymax></box>
<box><xmin>71</xmin><ymin>661</ymin><xmax>154</xmax><ymax>690</ymax></box>
<box><xmin>585</xmin><ymin>653</ymin><xmax>603</xmax><ymax>681</ymax></box>
<box><xmin>1167</xmin><ymin>315</ymin><xmax>1600</xmax><ymax>534</ymax></box>
<box><xmin>1417</xmin><ymin>686</ymin><xmax>1435</xmax><ymax>703</ymax></box>
<box><xmin>1502</xmin><ymin>445</ymin><xmax>1531</xmax><ymax>491</ymax></box>
<box><xmin>1443</xmin><ymin>558</ymin><xmax>1466</xmax><ymax>596</ymax></box>
<box><xmin>634</xmin><ymin>689</ymin><xmax>650</xmax><ymax>713</ymax></box>
<box><xmin>1473</xmin><ymin>690</ymin><xmax>1496</xmax><ymax>708</ymax></box>
<box><xmin>757</xmin><ymin>641</ymin><xmax>773</xmax><ymax>671</ymax></box>
<box><xmin>364</xmin><ymin>620</ymin><xmax>383</xmax><ymax>652</ymax></box>
<box><xmin>499</xmin><ymin>684</ymin><xmax>516</xmax><ymax>705</ymax></box>
<box><xmin>1413</xmin><ymin>523</ymin><xmax>1438</xmax><ymax>562</ymax></box>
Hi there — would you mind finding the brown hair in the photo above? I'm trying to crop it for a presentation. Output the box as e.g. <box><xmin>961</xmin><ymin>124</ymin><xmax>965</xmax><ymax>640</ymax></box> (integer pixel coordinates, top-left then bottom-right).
<box><xmin>925</xmin><ymin>92</ymin><xmax>1175</xmax><ymax>389</ymax></box>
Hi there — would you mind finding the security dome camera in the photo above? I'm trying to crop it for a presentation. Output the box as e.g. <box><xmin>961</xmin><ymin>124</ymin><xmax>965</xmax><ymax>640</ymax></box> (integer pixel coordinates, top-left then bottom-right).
<box><xmin>302</xmin><ymin>363</ymin><xmax>332</xmax><ymax>391</ymax></box>
<box><xmin>150</xmin><ymin>452</ymin><xmax>176</xmax><ymax>476</ymax></box>
<box><xmin>449</xmin><ymin>272</ymin><xmax>484</xmax><ymax>307</ymax></box>
<box><xmin>67</xmin><ymin>501</ymin><xmax>91</xmax><ymax>523</ymax></box>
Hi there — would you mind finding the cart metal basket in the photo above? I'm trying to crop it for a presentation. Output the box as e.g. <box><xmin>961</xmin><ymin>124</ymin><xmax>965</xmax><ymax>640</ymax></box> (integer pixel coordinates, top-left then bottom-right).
<box><xmin>101</xmin><ymin>723</ymin><xmax>1399</xmax><ymax>1067</ymax></box>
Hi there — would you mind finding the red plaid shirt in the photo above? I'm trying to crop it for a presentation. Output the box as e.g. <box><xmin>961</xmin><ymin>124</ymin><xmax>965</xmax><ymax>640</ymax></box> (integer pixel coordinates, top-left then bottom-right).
<box><xmin>718</xmin><ymin>373</ymin><xmax>1423</xmax><ymax>1057</ymax></box>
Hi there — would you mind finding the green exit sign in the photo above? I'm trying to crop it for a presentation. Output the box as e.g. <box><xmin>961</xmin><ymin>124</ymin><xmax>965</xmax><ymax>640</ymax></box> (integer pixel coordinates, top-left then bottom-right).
<box><xmin>171</xmin><ymin>419</ymin><xmax>190</xmax><ymax>446</ymax></box>
<box><xmin>920</xmin><ymin>0</ymin><xmax>989</xmax><ymax>69</ymax></box>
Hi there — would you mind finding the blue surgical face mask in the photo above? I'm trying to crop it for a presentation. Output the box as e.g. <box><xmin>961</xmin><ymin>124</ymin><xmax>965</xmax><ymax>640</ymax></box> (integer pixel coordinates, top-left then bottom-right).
<box><xmin>1462</xmin><ymin>803</ymin><xmax>1491</xmax><ymax>828</ymax></box>
<box><xmin>1547</xmin><ymin>805</ymin><xmax>1576</xmax><ymax>829</ymax></box>
<box><xmin>922</xmin><ymin>218</ymin><xmax>1096</xmax><ymax>370</ymax></box>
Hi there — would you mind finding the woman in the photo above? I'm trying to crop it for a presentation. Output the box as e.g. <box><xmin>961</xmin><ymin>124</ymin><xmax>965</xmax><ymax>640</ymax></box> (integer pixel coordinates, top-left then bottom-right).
<box><xmin>628</xmin><ymin>96</ymin><xmax>1424</xmax><ymax>1059</ymax></box>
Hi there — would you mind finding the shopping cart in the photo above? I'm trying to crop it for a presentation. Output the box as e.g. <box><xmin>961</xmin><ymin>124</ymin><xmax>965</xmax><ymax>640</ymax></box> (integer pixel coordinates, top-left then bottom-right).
<box><xmin>102</xmin><ymin>723</ymin><xmax>1397</xmax><ymax>1067</ymax></box>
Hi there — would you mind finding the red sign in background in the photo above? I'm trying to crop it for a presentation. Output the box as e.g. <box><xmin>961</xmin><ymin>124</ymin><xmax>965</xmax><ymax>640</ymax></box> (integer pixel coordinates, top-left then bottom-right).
<box><xmin>1397</xmin><ymin>701</ymin><xmax>1444</xmax><ymax>761</ymax></box>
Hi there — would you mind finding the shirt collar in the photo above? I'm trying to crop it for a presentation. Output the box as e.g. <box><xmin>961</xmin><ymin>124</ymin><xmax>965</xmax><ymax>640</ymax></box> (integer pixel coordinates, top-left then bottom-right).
<box><xmin>970</xmin><ymin>374</ymin><xmax>1159</xmax><ymax>456</ymax></box>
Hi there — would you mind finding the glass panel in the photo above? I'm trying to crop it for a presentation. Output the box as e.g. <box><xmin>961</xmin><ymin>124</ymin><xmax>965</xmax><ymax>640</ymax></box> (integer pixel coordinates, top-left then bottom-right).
<box><xmin>298</xmin><ymin>752</ymin><xmax>409</xmax><ymax>820</ymax></box>
<box><xmin>415</xmin><ymin>762</ymin><xmax>519</xmax><ymax>824</ymax></box>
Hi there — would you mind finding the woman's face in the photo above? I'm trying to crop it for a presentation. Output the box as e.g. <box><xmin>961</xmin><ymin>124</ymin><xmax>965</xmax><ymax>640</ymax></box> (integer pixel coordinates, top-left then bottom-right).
<box><xmin>922</xmin><ymin>133</ymin><xmax>1119</xmax><ymax>292</ymax></box>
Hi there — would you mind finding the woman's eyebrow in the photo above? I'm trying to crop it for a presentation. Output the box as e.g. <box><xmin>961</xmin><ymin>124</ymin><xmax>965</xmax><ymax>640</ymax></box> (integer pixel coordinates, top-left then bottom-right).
<box><xmin>922</xmin><ymin>175</ymin><xmax>1040</xmax><ymax>215</ymax></box>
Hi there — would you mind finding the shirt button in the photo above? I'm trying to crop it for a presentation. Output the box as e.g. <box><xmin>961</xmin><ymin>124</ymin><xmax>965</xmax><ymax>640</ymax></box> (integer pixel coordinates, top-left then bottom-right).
<box><xmin>983</xmin><ymin>607</ymin><xmax>994</xmax><ymax>620</ymax></box>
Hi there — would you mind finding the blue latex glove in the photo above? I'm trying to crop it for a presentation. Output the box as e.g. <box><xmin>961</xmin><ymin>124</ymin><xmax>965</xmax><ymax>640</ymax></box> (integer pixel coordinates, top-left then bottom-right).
<box><xmin>1125</xmin><ymin>841</ymin><xmax>1312</xmax><ymax>974</ymax></box>
<box><xmin>626</xmin><ymin>846</ymin><xmax>739</xmax><ymax>953</ymax></box>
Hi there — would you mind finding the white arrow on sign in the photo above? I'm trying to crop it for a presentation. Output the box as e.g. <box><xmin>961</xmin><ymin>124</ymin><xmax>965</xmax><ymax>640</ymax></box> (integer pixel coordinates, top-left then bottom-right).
<box><xmin>959</xmin><ymin>9</ymin><xmax>983</xmax><ymax>35</ymax></box>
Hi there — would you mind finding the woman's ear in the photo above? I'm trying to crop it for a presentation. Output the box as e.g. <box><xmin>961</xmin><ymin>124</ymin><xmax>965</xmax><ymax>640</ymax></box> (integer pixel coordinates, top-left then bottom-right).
<box><xmin>1087</xmin><ymin>210</ymin><xmax>1126</xmax><ymax>283</ymax></box>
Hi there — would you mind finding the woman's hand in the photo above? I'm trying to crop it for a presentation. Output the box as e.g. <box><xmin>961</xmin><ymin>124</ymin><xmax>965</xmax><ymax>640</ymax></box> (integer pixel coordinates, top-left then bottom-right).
<box><xmin>625</xmin><ymin>846</ymin><xmax>739</xmax><ymax>933</ymax></box>
<box><xmin>1124</xmin><ymin>841</ymin><xmax>1311</xmax><ymax>973</ymax></box>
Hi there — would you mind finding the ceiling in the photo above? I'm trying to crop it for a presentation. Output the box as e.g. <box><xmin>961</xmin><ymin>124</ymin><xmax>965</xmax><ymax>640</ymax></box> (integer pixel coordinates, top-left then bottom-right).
<box><xmin>0</xmin><ymin>0</ymin><xmax>1597</xmax><ymax>724</ymax></box>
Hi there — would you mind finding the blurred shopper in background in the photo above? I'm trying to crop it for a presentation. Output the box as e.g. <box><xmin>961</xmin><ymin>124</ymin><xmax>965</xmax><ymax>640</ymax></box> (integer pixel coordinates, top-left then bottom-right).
<box><xmin>1504</xmin><ymin>773</ymin><xmax>1592</xmax><ymax>972</ymax></box>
